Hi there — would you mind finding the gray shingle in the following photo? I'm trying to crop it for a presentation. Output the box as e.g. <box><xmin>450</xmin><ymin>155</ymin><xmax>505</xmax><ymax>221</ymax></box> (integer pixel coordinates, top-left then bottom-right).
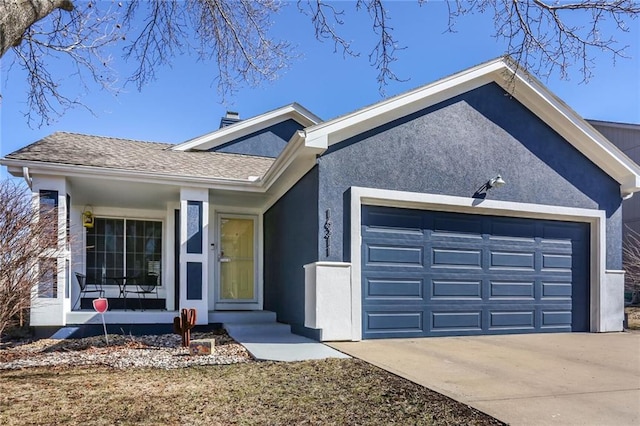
<box><xmin>5</xmin><ymin>132</ymin><xmax>275</xmax><ymax>181</ymax></box>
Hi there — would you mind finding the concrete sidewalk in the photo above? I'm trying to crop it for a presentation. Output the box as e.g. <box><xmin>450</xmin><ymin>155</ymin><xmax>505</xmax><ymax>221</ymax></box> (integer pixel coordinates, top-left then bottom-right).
<box><xmin>226</xmin><ymin>322</ymin><xmax>349</xmax><ymax>362</ymax></box>
<box><xmin>330</xmin><ymin>332</ymin><xmax>640</xmax><ymax>425</ymax></box>
<box><xmin>215</xmin><ymin>310</ymin><xmax>349</xmax><ymax>362</ymax></box>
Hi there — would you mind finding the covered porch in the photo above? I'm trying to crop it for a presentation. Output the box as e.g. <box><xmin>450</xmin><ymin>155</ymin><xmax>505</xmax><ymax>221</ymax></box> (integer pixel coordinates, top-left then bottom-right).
<box><xmin>32</xmin><ymin>171</ymin><xmax>272</xmax><ymax>327</ymax></box>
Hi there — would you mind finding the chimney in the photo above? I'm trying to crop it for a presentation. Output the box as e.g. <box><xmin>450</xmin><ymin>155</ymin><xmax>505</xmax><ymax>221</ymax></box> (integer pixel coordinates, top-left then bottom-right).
<box><xmin>219</xmin><ymin>111</ymin><xmax>241</xmax><ymax>128</ymax></box>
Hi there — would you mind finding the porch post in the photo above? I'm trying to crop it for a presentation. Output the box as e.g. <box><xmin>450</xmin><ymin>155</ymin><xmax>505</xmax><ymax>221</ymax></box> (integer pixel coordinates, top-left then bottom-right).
<box><xmin>30</xmin><ymin>176</ymin><xmax>71</xmax><ymax>326</ymax></box>
<box><xmin>179</xmin><ymin>187</ymin><xmax>209</xmax><ymax>324</ymax></box>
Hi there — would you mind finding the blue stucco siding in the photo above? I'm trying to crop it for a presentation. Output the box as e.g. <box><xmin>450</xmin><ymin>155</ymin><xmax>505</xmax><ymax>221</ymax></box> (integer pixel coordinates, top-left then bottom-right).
<box><xmin>264</xmin><ymin>166</ymin><xmax>319</xmax><ymax>329</ymax></box>
<box><xmin>317</xmin><ymin>82</ymin><xmax>622</xmax><ymax>268</ymax></box>
<box><xmin>211</xmin><ymin>119</ymin><xmax>304</xmax><ymax>158</ymax></box>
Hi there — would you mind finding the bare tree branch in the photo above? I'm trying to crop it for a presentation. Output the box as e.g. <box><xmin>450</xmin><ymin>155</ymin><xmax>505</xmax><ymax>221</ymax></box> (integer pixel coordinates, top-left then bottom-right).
<box><xmin>8</xmin><ymin>1</ymin><xmax>121</xmax><ymax>127</ymax></box>
<box><xmin>447</xmin><ymin>0</ymin><xmax>639</xmax><ymax>82</ymax></box>
<box><xmin>121</xmin><ymin>0</ymin><xmax>294</xmax><ymax>97</ymax></box>
<box><xmin>1</xmin><ymin>0</ymin><xmax>638</xmax><ymax>126</ymax></box>
<box><xmin>120</xmin><ymin>0</ymin><xmax>187</xmax><ymax>91</ymax></box>
<box><xmin>297</xmin><ymin>0</ymin><xmax>359</xmax><ymax>58</ymax></box>
<box><xmin>299</xmin><ymin>0</ymin><xmax>407</xmax><ymax>93</ymax></box>
<box><xmin>0</xmin><ymin>180</ymin><xmax>61</xmax><ymax>338</ymax></box>
<box><xmin>358</xmin><ymin>0</ymin><xmax>408</xmax><ymax>93</ymax></box>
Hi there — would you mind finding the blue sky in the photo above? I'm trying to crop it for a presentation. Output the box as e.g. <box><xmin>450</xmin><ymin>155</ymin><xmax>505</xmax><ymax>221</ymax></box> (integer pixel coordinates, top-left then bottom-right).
<box><xmin>1</xmin><ymin>1</ymin><xmax>639</xmax><ymax>179</ymax></box>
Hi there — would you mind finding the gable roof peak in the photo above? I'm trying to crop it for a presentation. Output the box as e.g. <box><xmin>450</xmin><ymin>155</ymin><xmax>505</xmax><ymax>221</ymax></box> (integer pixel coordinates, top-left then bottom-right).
<box><xmin>299</xmin><ymin>55</ymin><xmax>640</xmax><ymax>196</ymax></box>
<box><xmin>172</xmin><ymin>102</ymin><xmax>322</xmax><ymax>152</ymax></box>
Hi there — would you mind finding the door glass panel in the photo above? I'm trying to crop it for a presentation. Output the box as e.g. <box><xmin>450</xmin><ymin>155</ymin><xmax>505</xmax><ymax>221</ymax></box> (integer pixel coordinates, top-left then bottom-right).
<box><xmin>220</xmin><ymin>218</ymin><xmax>254</xmax><ymax>300</ymax></box>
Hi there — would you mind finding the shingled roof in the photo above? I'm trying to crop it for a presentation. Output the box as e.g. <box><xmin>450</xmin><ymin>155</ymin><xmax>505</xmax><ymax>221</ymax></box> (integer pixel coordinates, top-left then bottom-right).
<box><xmin>5</xmin><ymin>132</ymin><xmax>275</xmax><ymax>181</ymax></box>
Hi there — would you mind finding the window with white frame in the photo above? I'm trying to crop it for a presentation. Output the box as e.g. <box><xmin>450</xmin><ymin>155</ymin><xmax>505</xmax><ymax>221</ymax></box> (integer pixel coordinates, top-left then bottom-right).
<box><xmin>86</xmin><ymin>218</ymin><xmax>162</xmax><ymax>285</ymax></box>
<box><xmin>38</xmin><ymin>190</ymin><xmax>58</xmax><ymax>298</ymax></box>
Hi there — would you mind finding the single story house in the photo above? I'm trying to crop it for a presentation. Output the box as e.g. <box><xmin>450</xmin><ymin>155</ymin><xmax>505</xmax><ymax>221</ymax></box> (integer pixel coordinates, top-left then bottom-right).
<box><xmin>3</xmin><ymin>56</ymin><xmax>639</xmax><ymax>340</ymax></box>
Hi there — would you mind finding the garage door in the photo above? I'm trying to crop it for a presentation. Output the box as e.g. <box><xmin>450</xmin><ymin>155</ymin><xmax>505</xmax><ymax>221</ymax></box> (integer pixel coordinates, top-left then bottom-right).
<box><xmin>361</xmin><ymin>205</ymin><xmax>590</xmax><ymax>339</ymax></box>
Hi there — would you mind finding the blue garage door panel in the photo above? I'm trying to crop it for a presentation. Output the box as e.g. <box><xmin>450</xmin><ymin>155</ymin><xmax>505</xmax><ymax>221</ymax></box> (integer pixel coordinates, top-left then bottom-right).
<box><xmin>365</xmin><ymin>278</ymin><xmax>424</xmax><ymax>299</ymax></box>
<box><xmin>432</xmin><ymin>311</ymin><xmax>482</xmax><ymax>330</ymax></box>
<box><xmin>432</xmin><ymin>280</ymin><xmax>482</xmax><ymax>298</ymax></box>
<box><xmin>361</xmin><ymin>206</ymin><xmax>590</xmax><ymax>339</ymax></box>
<box><xmin>367</xmin><ymin>245</ymin><xmax>424</xmax><ymax>265</ymax></box>
<box><xmin>365</xmin><ymin>311</ymin><xmax>424</xmax><ymax>334</ymax></box>
<box><xmin>489</xmin><ymin>281</ymin><xmax>535</xmax><ymax>298</ymax></box>
<box><xmin>542</xmin><ymin>311</ymin><xmax>572</xmax><ymax>327</ymax></box>
<box><xmin>490</xmin><ymin>311</ymin><xmax>535</xmax><ymax>328</ymax></box>
<box><xmin>433</xmin><ymin>249</ymin><xmax>482</xmax><ymax>267</ymax></box>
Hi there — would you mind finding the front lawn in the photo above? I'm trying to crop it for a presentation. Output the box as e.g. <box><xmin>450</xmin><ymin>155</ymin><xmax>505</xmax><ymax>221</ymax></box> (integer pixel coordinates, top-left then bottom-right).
<box><xmin>0</xmin><ymin>359</ymin><xmax>502</xmax><ymax>425</ymax></box>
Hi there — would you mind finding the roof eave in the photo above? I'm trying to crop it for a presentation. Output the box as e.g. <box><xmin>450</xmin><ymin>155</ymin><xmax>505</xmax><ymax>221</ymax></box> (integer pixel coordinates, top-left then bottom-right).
<box><xmin>302</xmin><ymin>56</ymin><xmax>640</xmax><ymax>195</ymax></box>
<box><xmin>1</xmin><ymin>158</ymin><xmax>265</xmax><ymax>192</ymax></box>
<box><xmin>303</xmin><ymin>58</ymin><xmax>505</xmax><ymax>149</ymax></box>
<box><xmin>499</xmin><ymin>61</ymin><xmax>640</xmax><ymax>195</ymax></box>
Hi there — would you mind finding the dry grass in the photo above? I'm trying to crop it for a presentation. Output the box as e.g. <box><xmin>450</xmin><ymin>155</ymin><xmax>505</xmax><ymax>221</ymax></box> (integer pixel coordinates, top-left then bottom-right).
<box><xmin>0</xmin><ymin>359</ymin><xmax>503</xmax><ymax>425</ymax></box>
<box><xmin>625</xmin><ymin>305</ymin><xmax>640</xmax><ymax>330</ymax></box>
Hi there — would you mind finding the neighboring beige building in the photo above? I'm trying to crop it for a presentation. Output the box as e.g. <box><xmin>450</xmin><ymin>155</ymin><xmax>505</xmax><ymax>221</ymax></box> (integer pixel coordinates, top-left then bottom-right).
<box><xmin>590</xmin><ymin>120</ymin><xmax>640</xmax><ymax>235</ymax></box>
<box><xmin>589</xmin><ymin>120</ymin><xmax>640</xmax><ymax>301</ymax></box>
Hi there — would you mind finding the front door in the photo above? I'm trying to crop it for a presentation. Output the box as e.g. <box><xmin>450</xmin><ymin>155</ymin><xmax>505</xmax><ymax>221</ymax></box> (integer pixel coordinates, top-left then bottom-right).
<box><xmin>215</xmin><ymin>215</ymin><xmax>258</xmax><ymax>309</ymax></box>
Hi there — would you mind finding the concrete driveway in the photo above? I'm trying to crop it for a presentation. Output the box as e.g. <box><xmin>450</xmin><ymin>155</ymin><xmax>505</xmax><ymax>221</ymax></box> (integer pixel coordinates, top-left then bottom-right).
<box><xmin>329</xmin><ymin>332</ymin><xmax>640</xmax><ymax>425</ymax></box>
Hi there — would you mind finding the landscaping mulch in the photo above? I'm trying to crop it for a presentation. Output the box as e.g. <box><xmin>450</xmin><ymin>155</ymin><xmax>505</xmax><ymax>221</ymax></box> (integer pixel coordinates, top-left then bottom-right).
<box><xmin>0</xmin><ymin>330</ymin><xmax>250</xmax><ymax>369</ymax></box>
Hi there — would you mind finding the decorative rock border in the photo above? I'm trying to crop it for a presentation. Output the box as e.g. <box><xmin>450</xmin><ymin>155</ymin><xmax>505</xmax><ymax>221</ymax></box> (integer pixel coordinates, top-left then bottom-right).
<box><xmin>0</xmin><ymin>331</ymin><xmax>252</xmax><ymax>370</ymax></box>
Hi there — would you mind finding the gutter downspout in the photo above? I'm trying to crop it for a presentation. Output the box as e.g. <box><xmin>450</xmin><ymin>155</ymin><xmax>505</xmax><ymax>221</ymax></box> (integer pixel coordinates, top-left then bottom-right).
<box><xmin>22</xmin><ymin>166</ymin><xmax>32</xmax><ymax>189</ymax></box>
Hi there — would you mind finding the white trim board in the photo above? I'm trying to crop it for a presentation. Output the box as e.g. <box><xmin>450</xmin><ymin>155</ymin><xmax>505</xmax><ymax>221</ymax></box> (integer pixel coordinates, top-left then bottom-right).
<box><xmin>302</xmin><ymin>57</ymin><xmax>640</xmax><ymax>196</ymax></box>
<box><xmin>348</xmin><ymin>186</ymin><xmax>608</xmax><ymax>341</ymax></box>
<box><xmin>172</xmin><ymin>103</ymin><xmax>322</xmax><ymax>152</ymax></box>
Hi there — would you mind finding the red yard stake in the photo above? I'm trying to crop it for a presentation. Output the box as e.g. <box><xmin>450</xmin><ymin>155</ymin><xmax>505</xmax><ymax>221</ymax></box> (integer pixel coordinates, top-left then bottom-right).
<box><xmin>92</xmin><ymin>298</ymin><xmax>109</xmax><ymax>345</ymax></box>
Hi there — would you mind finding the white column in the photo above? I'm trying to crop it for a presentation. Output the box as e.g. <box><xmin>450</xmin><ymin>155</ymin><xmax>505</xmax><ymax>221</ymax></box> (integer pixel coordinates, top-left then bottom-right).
<box><xmin>179</xmin><ymin>187</ymin><xmax>209</xmax><ymax>324</ymax></box>
<box><xmin>601</xmin><ymin>270</ymin><xmax>625</xmax><ymax>332</ymax></box>
<box><xmin>30</xmin><ymin>176</ymin><xmax>70</xmax><ymax>326</ymax></box>
<box><xmin>304</xmin><ymin>261</ymin><xmax>352</xmax><ymax>341</ymax></box>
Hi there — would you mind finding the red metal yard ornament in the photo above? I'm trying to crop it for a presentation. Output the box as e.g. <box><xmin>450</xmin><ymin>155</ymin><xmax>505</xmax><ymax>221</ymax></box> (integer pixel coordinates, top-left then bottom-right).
<box><xmin>93</xmin><ymin>297</ymin><xmax>108</xmax><ymax>314</ymax></box>
<box><xmin>92</xmin><ymin>298</ymin><xmax>109</xmax><ymax>345</ymax></box>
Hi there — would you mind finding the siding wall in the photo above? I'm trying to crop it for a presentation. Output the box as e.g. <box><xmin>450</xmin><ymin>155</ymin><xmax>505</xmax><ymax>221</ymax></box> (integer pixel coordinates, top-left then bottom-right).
<box><xmin>590</xmin><ymin>121</ymin><xmax>640</xmax><ymax>237</ymax></box>
<box><xmin>317</xmin><ymin>83</ymin><xmax>623</xmax><ymax>269</ymax></box>
<box><xmin>264</xmin><ymin>166</ymin><xmax>319</xmax><ymax>329</ymax></box>
<box><xmin>211</xmin><ymin>119</ymin><xmax>304</xmax><ymax>158</ymax></box>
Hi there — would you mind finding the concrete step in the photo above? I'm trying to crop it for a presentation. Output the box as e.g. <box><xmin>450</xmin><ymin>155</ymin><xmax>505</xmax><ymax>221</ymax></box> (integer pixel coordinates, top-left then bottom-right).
<box><xmin>224</xmin><ymin>321</ymin><xmax>292</xmax><ymax>337</ymax></box>
<box><xmin>224</xmin><ymin>321</ymin><xmax>350</xmax><ymax>362</ymax></box>
<box><xmin>213</xmin><ymin>310</ymin><xmax>349</xmax><ymax>362</ymax></box>
<box><xmin>208</xmin><ymin>310</ymin><xmax>277</xmax><ymax>324</ymax></box>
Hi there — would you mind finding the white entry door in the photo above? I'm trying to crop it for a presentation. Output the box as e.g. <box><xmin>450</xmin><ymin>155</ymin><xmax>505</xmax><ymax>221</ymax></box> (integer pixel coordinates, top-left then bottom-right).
<box><xmin>215</xmin><ymin>214</ymin><xmax>258</xmax><ymax>309</ymax></box>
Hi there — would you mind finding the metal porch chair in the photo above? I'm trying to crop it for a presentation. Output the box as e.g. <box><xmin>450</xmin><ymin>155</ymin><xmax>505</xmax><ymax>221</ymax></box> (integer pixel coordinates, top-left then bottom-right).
<box><xmin>72</xmin><ymin>272</ymin><xmax>105</xmax><ymax>310</ymax></box>
<box><xmin>123</xmin><ymin>273</ymin><xmax>159</xmax><ymax>311</ymax></box>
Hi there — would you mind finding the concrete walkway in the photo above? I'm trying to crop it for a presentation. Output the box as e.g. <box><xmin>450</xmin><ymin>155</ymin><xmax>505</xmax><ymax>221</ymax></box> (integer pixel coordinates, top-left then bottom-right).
<box><xmin>225</xmin><ymin>322</ymin><xmax>349</xmax><ymax>362</ymax></box>
<box><xmin>213</xmin><ymin>310</ymin><xmax>348</xmax><ymax>362</ymax></box>
<box><xmin>330</xmin><ymin>332</ymin><xmax>640</xmax><ymax>426</ymax></box>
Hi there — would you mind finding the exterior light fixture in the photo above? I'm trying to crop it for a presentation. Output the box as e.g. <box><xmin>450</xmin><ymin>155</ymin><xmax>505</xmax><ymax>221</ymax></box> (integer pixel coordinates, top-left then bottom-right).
<box><xmin>487</xmin><ymin>175</ymin><xmax>506</xmax><ymax>189</ymax></box>
<box><xmin>82</xmin><ymin>206</ymin><xmax>95</xmax><ymax>228</ymax></box>
<box><xmin>473</xmin><ymin>175</ymin><xmax>506</xmax><ymax>198</ymax></box>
